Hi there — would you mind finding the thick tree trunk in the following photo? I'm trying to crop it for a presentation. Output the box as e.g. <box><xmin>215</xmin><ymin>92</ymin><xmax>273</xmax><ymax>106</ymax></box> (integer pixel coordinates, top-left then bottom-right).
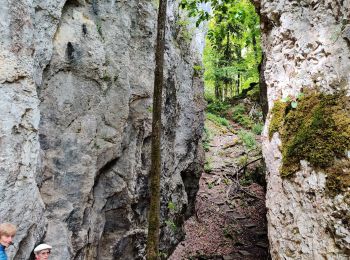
<box><xmin>146</xmin><ymin>0</ymin><xmax>167</xmax><ymax>259</ymax></box>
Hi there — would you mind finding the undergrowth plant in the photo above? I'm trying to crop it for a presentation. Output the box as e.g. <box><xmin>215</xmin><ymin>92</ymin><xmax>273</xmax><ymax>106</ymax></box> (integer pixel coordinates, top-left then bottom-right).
<box><xmin>252</xmin><ymin>123</ymin><xmax>263</xmax><ymax>135</ymax></box>
<box><xmin>238</xmin><ymin>130</ymin><xmax>256</xmax><ymax>150</ymax></box>
<box><xmin>206</xmin><ymin>112</ymin><xmax>229</xmax><ymax>127</ymax></box>
<box><xmin>203</xmin><ymin>126</ymin><xmax>212</xmax><ymax>152</ymax></box>
<box><xmin>204</xmin><ymin>157</ymin><xmax>213</xmax><ymax>173</ymax></box>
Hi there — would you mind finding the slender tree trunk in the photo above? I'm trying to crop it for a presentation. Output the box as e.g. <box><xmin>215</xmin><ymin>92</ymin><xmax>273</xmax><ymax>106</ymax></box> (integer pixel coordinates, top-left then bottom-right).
<box><xmin>214</xmin><ymin>60</ymin><xmax>220</xmax><ymax>100</ymax></box>
<box><xmin>222</xmin><ymin>84</ymin><xmax>225</xmax><ymax>101</ymax></box>
<box><xmin>146</xmin><ymin>0</ymin><xmax>167</xmax><ymax>259</ymax></box>
<box><xmin>215</xmin><ymin>79</ymin><xmax>220</xmax><ymax>100</ymax></box>
<box><xmin>215</xmin><ymin>84</ymin><xmax>219</xmax><ymax>100</ymax></box>
<box><xmin>236</xmin><ymin>72</ymin><xmax>240</xmax><ymax>95</ymax></box>
<box><xmin>224</xmin><ymin>71</ymin><xmax>228</xmax><ymax>99</ymax></box>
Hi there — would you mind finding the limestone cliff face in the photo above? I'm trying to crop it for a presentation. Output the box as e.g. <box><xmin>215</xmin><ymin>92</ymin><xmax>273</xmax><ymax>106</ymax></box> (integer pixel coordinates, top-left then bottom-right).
<box><xmin>259</xmin><ymin>0</ymin><xmax>350</xmax><ymax>259</ymax></box>
<box><xmin>0</xmin><ymin>1</ymin><xmax>204</xmax><ymax>259</ymax></box>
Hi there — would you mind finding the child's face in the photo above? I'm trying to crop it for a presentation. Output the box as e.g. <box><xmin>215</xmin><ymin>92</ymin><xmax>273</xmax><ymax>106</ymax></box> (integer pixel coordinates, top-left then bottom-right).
<box><xmin>35</xmin><ymin>250</ymin><xmax>51</xmax><ymax>260</ymax></box>
<box><xmin>0</xmin><ymin>234</ymin><xmax>13</xmax><ymax>247</ymax></box>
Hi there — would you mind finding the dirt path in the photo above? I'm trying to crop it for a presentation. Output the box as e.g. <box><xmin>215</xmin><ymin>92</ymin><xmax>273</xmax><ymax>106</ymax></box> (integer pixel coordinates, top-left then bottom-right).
<box><xmin>169</xmin><ymin>120</ymin><xmax>269</xmax><ymax>260</ymax></box>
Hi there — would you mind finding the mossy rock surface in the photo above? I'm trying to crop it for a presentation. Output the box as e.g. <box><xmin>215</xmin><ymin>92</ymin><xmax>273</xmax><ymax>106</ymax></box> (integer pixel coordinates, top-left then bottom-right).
<box><xmin>269</xmin><ymin>90</ymin><xmax>350</xmax><ymax>194</ymax></box>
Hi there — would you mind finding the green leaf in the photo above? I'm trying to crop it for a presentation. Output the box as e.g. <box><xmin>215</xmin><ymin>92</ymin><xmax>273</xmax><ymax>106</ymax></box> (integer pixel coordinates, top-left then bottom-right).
<box><xmin>281</xmin><ymin>96</ymin><xmax>291</xmax><ymax>103</ymax></box>
<box><xmin>291</xmin><ymin>101</ymin><xmax>298</xmax><ymax>108</ymax></box>
<box><xmin>167</xmin><ymin>201</ymin><xmax>176</xmax><ymax>211</ymax></box>
<box><xmin>297</xmin><ymin>93</ymin><xmax>304</xmax><ymax>100</ymax></box>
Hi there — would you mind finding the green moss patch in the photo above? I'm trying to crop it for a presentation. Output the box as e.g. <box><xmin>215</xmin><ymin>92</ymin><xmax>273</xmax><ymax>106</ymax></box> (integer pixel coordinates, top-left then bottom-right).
<box><xmin>268</xmin><ymin>100</ymin><xmax>287</xmax><ymax>139</ymax></box>
<box><xmin>269</xmin><ymin>90</ymin><xmax>350</xmax><ymax>194</ymax></box>
<box><xmin>326</xmin><ymin>159</ymin><xmax>350</xmax><ymax>196</ymax></box>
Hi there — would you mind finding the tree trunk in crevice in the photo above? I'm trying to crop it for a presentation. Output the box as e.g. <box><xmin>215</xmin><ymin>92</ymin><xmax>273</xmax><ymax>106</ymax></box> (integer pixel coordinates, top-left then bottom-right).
<box><xmin>146</xmin><ymin>0</ymin><xmax>167</xmax><ymax>258</ymax></box>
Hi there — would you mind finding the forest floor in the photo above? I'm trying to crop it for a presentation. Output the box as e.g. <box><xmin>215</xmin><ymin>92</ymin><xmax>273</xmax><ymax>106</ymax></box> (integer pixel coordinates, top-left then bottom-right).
<box><xmin>169</xmin><ymin>117</ymin><xmax>270</xmax><ymax>260</ymax></box>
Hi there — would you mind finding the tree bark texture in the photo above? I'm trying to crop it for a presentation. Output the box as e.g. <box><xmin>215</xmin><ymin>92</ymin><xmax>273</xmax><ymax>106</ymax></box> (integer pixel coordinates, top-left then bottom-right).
<box><xmin>146</xmin><ymin>0</ymin><xmax>167</xmax><ymax>259</ymax></box>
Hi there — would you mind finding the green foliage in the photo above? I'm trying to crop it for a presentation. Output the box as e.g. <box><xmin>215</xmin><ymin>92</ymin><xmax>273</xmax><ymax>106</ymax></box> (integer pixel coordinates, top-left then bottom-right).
<box><xmin>167</xmin><ymin>201</ymin><xmax>176</xmax><ymax>211</ymax></box>
<box><xmin>238</xmin><ymin>130</ymin><xmax>256</xmax><ymax>150</ymax></box>
<box><xmin>252</xmin><ymin>122</ymin><xmax>263</xmax><ymax>135</ymax></box>
<box><xmin>165</xmin><ymin>220</ymin><xmax>177</xmax><ymax>232</ymax></box>
<box><xmin>203</xmin><ymin>126</ymin><xmax>212</xmax><ymax>152</ymax></box>
<box><xmin>231</xmin><ymin>104</ymin><xmax>246</xmax><ymax>115</ymax></box>
<box><xmin>238</xmin><ymin>154</ymin><xmax>248</xmax><ymax>166</ymax></box>
<box><xmin>206</xmin><ymin>101</ymin><xmax>230</xmax><ymax>115</ymax></box>
<box><xmin>206</xmin><ymin>112</ymin><xmax>229</xmax><ymax>127</ymax></box>
<box><xmin>204</xmin><ymin>91</ymin><xmax>216</xmax><ymax>103</ymax></box>
<box><xmin>280</xmin><ymin>92</ymin><xmax>305</xmax><ymax>109</ymax></box>
<box><xmin>246</xmin><ymin>85</ymin><xmax>260</xmax><ymax>101</ymax></box>
<box><xmin>237</xmin><ymin>115</ymin><xmax>254</xmax><ymax>128</ymax></box>
<box><xmin>239</xmin><ymin>175</ymin><xmax>253</xmax><ymax>186</ymax></box>
<box><xmin>230</xmin><ymin>104</ymin><xmax>254</xmax><ymax>128</ymax></box>
<box><xmin>269</xmin><ymin>90</ymin><xmax>350</xmax><ymax>194</ymax></box>
<box><xmin>157</xmin><ymin>251</ymin><xmax>167</xmax><ymax>259</ymax></box>
<box><xmin>223</xmin><ymin>177</ymin><xmax>231</xmax><ymax>185</ymax></box>
<box><xmin>207</xmin><ymin>182</ymin><xmax>214</xmax><ymax>189</ymax></box>
<box><xmin>193</xmin><ymin>64</ymin><xmax>204</xmax><ymax>77</ymax></box>
<box><xmin>102</xmin><ymin>72</ymin><xmax>111</xmax><ymax>82</ymax></box>
<box><xmin>175</xmin><ymin>17</ymin><xmax>193</xmax><ymax>44</ymax></box>
<box><xmin>204</xmin><ymin>157</ymin><xmax>213</xmax><ymax>173</ymax></box>
<box><xmin>194</xmin><ymin>0</ymin><xmax>262</xmax><ymax>101</ymax></box>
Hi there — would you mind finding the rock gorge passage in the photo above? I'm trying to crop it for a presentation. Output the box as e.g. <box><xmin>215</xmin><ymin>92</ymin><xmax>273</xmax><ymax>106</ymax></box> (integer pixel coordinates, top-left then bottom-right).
<box><xmin>0</xmin><ymin>0</ymin><xmax>349</xmax><ymax>259</ymax></box>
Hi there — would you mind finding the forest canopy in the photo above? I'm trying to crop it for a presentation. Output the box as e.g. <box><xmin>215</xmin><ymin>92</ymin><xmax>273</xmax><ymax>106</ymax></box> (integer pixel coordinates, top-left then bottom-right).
<box><xmin>181</xmin><ymin>0</ymin><xmax>262</xmax><ymax>101</ymax></box>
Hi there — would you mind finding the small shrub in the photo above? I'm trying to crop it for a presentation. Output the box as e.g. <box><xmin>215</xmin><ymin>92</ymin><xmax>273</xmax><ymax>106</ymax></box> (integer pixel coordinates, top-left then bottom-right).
<box><xmin>252</xmin><ymin>123</ymin><xmax>264</xmax><ymax>135</ymax></box>
<box><xmin>238</xmin><ymin>155</ymin><xmax>248</xmax><ymax>166</ymax></box>
<box><xmin>230</xmin><ymin>104</ymin><xmax>254</xmax><ymax>128</ymax></box>
<box><xmin>206</xmin><ymin>101</ymin><xmax>230</xmax><ymax>115</ymax></box>
<box><xmin>175</xmin><ymin>18</ymin><xmax>193</xmax><ymax>44</ymax></box>
<box><xmin>247</xmin><ymin>86</ymin><xmax>260</xmax><ymax>101</ymax></box>
<box><xmin>238</xmin><ymin>115</ymin><xmax>254</xmax><ymax>128</ymax></box>
<box><xmin>204</xmin><ymin>91</ymin><xmax>215</xmax><ymax>103</ymax></box>
<box><xmin>158</xmin><ymin>252</ymin><xmax>167</xmax><ymax>259</ymax></box>
<box><xmin>206</xmin><ymin>112</ymin><xmax>229</xmax><ymax>127</ymax></box>
<box><xmin>240</xmin><ymin>176</ymin><xmax>253</xmax><ymax>186</ymax></box>
<box><xmin>207</xmin><ymin>182</ymin><xmax>214</xmax><ymax>189</ymax></box>
<box><xmin>231</xmin><ymin>104</ymin><xmax>246</xmax><ymax>117</ymax></box>
<box><xmin>165</xmin><ymin>220</ymin><xmax>177</xmax><ymax>232</ymax></box>
<box><xmin>204</xmin><ymin>157</ymin><xmax>213</xmax><ymax>173</ymax></box>
<box><xmin>203</xmin><ymin>141</ymin><xmax>210</xmax><ymax>152</ymax></box>
<box><xmin>238</xmin><ymin>130</ymin><xmax>256</xmax><ymax>150</ymax></box>
<box><xmin>167</xmin><ymin>201</ymin><xmax>176</xmax><ymax>211</ymax></box>
<box><xmin>202</xmin><ymin>126</ymin><xmax>212</xmax><ymax>152</ymax></box>
<box><xmin>193</xmin><ymin>65</ymin><xmax>204</xmax><ymax>77</ymax></box>
<box><xmin>223</xmin><ymin>178</ymin><xmax>231</xmax><ymax>185</ymax></box>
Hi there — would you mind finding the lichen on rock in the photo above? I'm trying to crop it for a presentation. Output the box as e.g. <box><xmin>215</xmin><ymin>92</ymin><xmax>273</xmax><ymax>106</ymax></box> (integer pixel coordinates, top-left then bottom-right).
<box><xmin>269</xmin><ymin>89</ymin><xmax>350</xmax><ymax>193</ymax></box>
